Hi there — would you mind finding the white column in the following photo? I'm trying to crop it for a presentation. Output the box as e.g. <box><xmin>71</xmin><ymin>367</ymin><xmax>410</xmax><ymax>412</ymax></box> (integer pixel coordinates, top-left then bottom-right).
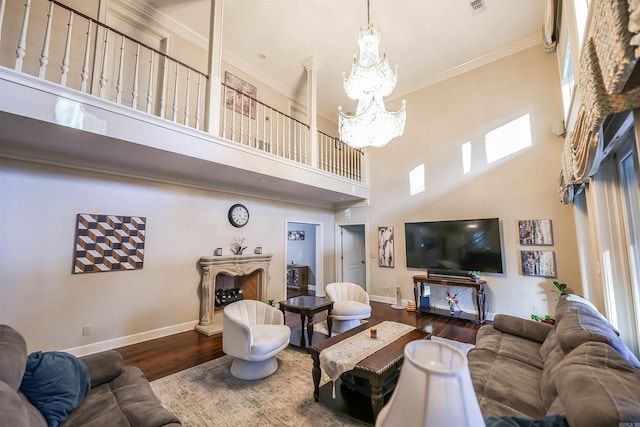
<box><xmin>205</xmin><ymin>0</ymin><xmax>224</xmax><ymax>136</ymax></box>
<box><xmin>302</xmin><ymin>56</ymin><xmax>320</xmax><ymax>168</ymax></box>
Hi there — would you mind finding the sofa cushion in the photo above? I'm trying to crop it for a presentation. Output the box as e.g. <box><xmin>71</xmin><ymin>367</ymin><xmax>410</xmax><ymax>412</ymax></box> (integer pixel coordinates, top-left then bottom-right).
<box><xmin>19</xmin><ymin>351</ymin><xmax>91</xmax><ymax>427</ymax></box>
<box><xmin>555</xmin><ymin>341</ymin><xmax>640</xmax><ymax>427</ymax></box>
<box><xmin>538</xmin><ymin>329</ymin><xmax>565</xmax><ymax>411</ymax></box>
<box><xmin>468</xmin><ymin>348</ymin><xmax>545</xmax><ymax>419</ymax></box>
<box><xmin>473</xmin><ymin>325</ymin><xmax>545</xmax><ymax>369</ymax></box>
<box><xmin>493</xmin><ymin>315</ymin><xmax>552</xmax><ymax>344</ymax></box>
<box><xmin>110</xmin><ymin>366</ymin><xmax>181</xmax><ymax>426</ymax></box>
<box><xmin>0</xmin><ymin>381</ymin><xmax>47</xmax><ymax>427</ymax></box>
<box><xmin>78</xmin><ymin>350</ymin><xmax>124</xmax><ymax>388</ymax></box>
<box><xmin>554</xmin><ymin>295</ymin><xmax>618</xmax><ymax>334</ymax></box>
<box><xmin>0</xmin><ymin>324</ymin><xmax>28</xmax><ymax>390</ymax></box>
<box><xmin>555</xmin><ymin>312</ymin><xmax>640</xmax><ymax>367</ymax></box>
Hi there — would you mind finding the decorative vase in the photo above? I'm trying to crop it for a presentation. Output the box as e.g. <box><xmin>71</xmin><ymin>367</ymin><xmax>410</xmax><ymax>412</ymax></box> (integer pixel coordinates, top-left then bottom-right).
<box><xmin>236</xmin><ymin>248</ymin><xmax>243</xmax><ymax>255</ymax></box>
<box><xmin>449</xmin><ymin>303</ymin><xmax>455</xmax><ymax>315</ymax></box>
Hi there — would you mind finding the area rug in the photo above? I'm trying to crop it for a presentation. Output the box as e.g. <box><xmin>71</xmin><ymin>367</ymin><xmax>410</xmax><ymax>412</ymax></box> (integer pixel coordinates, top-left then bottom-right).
<box><xmin>429</xmin><ymin>336</ymin><xmax>475</xmax><ymax>354</ymax></box>
<box><xmin>150</xmin><ymin>347</ymin><xmax>369</xmax><ymax>427</ymax></box>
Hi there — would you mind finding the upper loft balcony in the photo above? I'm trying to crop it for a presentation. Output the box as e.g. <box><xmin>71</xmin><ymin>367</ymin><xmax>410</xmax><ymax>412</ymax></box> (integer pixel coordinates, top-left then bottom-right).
<box><xmin>0</xmin><ymin>0</ymin><xmax>369</xmax><ymax>208</ymax></box>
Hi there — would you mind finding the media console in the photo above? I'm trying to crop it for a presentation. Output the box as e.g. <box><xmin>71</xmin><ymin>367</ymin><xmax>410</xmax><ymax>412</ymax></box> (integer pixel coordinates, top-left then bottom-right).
<box><xmin>412</xmin><ymin>274</ymin><xmax>487</xmax><ymax>324</ymax></box>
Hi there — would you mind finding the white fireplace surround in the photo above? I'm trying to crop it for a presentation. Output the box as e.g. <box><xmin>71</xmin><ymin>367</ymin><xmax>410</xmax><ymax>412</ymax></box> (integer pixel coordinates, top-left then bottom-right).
<box><xmin>195</xmin><ymin>254</ymin><xmax>273</xmax><ymax>336</ymax></box>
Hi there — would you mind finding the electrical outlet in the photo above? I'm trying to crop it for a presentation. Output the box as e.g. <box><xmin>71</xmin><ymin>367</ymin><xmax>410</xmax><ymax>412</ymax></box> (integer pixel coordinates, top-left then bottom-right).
<box><xmin>82</xmin><ymin>325</ymin><xmax>91</xmax><ymax>336</ymax></box>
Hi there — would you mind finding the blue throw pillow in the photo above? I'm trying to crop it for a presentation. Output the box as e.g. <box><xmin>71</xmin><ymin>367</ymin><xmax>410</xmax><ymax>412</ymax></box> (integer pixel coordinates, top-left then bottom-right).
<box><xmin>19</xmin><ymin>351</ymin><xmax>91</xmax><ymax>427</ymax></box>
<box><xmin>485</xmin><ymin>415</ymin><xmax>569</xmax><ymax>427</ymax></box>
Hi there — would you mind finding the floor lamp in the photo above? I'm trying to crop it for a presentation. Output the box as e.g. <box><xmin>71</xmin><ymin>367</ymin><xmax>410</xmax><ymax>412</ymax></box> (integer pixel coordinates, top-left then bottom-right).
<box><xmin>375</xmin><ymin>340</ymin><xmax>485</xmax><ymax>427</ymax></box>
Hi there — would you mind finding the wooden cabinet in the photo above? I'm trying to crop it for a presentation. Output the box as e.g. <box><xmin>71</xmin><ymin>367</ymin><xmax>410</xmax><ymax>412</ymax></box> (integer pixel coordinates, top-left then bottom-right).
<box><xmin>287</xmin><ymin>264</ymin><xmax>309</xmax><ymax>291</ymax></box>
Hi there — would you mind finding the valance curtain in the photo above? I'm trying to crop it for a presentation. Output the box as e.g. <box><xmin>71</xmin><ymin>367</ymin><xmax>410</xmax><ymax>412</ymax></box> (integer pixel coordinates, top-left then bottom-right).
<box><xmin>559</xmin><ymin>0</ymin><xmax>640</xmax><ymax>203</ymax></box>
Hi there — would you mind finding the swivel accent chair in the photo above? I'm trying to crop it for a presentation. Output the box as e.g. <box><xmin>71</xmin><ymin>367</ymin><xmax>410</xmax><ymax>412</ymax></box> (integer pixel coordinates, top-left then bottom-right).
<box><xmin>222</xmin><ymin>299</ymin><xmax>291</xmax><ymax>380</ymax></box>
<box><xmin>325</xmin><ymin>282</ymin><xmax>372</xmax><ymax>334</ymax></box>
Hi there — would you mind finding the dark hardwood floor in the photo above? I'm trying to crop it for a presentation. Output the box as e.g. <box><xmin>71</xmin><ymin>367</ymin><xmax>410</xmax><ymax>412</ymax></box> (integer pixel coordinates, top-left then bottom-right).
<box><xmin>115</xmin><ymin>292</ymin><xmax>482</xmax><ymax>382</ymax></box>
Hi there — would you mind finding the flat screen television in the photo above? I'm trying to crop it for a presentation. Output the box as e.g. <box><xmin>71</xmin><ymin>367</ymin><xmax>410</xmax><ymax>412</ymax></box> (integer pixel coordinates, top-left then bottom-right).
<box><xmin>405</xmin><ymin>218</ymin><xmax>504</xmax><ymax>275</ymax></box>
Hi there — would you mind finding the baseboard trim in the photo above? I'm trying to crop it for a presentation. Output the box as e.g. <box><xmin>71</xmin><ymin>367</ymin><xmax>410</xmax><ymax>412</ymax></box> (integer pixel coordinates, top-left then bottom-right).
<box><xmin>63</xmin><ymin>320</ymin><xmax>199</xmax><ymax>357</ymax></box>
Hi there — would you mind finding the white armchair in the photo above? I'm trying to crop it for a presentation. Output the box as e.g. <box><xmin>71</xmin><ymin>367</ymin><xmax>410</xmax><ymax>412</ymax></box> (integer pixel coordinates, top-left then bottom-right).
<box><xmin>325</xmin><ymin>282</ymin><xmax>372</xmax><ymax>333</ymax></box>
<box><xmin>222</xmin><ymin>299</ymin><xmax>291</xmax><ymax>380</ymax></box>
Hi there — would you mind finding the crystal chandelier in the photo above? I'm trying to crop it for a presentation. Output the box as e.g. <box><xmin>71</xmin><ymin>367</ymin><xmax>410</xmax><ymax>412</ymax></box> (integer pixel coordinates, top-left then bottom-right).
<box><xmin>339</xmin><ymin>0</ymin><xmax>406</xmax><ymax>148</ymax></box>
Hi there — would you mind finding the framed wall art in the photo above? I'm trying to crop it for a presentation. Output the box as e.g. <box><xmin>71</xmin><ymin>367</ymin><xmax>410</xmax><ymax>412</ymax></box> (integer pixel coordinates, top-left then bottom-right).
<box><xmin>518</xmin><ymin>219</ymin><xmax>553</xmax><ymax>245</ymax></box>
<box><xmin>288</xmin><ymin>230</ymin><xmax>305</xmax><ymax>241</ymax></box>
<box><xmin>73</xmin><ymin>213</ymin><xmax>146</xmax><ymax>274</ymax></box>
<box><xmin>520</xmin><ymin>250</ymin><xmax>556</xmax><ymax>278</ymax></box>
<box><xmin>378</xmin><ymin>226</ymin><xmax>394</xmax><ymax>268</ymax></box>
<box><xmin>224</xmin><ymin>71</ymin><xmax>257</xmax><ymax>119</ymax></box>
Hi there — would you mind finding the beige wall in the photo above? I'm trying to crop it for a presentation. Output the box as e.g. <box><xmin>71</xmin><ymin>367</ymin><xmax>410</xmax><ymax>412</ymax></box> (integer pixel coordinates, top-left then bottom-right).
<box><xmin>0</xmin><ymin>158</ymin><xmax>335</xmax><ymax>353</ymax></box>
<box><xmin>339</xmin><ymin>45</ymin><xmax>582</xmax><ymax>319</ymax></box>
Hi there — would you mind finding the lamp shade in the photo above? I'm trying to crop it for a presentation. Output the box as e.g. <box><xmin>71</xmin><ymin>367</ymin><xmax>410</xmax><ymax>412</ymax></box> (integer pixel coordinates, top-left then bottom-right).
<box><xmin>375</xmin><ymin>340</ymin><xmax>485</xmax><ymax>427</ymax></box>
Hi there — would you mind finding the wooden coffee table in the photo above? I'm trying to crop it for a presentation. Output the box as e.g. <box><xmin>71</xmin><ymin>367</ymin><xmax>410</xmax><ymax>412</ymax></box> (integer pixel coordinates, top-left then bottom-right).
<box><xmin>279</xmin><ymin>296</ymin><xmax>333</xmax><ymax>348</ymax></box>
<box><xmin>308</xmin><ymin>320</ymin><xmax>429</xmax><ymax>423</ymax></box>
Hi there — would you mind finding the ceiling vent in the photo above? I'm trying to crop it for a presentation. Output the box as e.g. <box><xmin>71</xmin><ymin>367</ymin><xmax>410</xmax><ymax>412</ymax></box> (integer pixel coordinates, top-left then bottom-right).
<box><xmin>469</xmin><ymin>0</ymin><xmax>486</xmax><ymax>15</ymax></box>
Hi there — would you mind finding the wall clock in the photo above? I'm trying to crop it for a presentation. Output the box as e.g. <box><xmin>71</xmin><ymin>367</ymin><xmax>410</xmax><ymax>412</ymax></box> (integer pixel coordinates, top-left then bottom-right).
<box><xmin>228</xmin><ymin>203</ymin><xmax>249</xmax><ymax>228</ymax></box>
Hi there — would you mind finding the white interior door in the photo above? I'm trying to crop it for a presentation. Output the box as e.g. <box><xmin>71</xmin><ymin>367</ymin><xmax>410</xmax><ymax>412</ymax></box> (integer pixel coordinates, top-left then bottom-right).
<box><xmin>340</xmin><ymin>224</ymin><xmax>366</xmax><ymax>289</ymax></box>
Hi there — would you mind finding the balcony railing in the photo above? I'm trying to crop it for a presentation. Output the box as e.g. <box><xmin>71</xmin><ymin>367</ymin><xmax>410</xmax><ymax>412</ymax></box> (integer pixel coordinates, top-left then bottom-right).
<box><xmin>0</xmin><ymin>0</ymin><xmax>363</xmax><ymax>182</ymax></box>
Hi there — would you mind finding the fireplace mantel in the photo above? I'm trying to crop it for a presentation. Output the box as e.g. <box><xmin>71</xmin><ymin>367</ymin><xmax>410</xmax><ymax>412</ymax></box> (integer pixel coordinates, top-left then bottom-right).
<box><xmin>195</xmin><ymin>254</ymin><xmax>273</xmax><ymax>336</ymax></box>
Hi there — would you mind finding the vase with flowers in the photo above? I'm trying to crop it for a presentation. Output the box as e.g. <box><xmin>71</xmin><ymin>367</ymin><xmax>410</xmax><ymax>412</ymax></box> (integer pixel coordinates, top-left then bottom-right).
<box><xmin>231</xmin><ymin>237</ymin><xmax>247</xmax><ymax>255</ymax></box>
<box><xmin>445</xmin><ymin>290</ymin><xmax>459</xmax><ymax>315</ymax></box>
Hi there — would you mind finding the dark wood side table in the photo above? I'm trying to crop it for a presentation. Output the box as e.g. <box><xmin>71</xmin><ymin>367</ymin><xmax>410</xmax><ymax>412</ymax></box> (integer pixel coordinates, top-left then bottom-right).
<box><xmin>309</xmin><ymin>321</ymin><xmax>429</xmax><ymax>423</ymax></box>
<box><xmin>279</xmin><ymin>296</ymin><xmax>333</xmax><ymax>348</ymax></box>
<box><xmin>412</xmin><ymin>274</ymin><xmax>487</xmax><ymax>324</ymax></box>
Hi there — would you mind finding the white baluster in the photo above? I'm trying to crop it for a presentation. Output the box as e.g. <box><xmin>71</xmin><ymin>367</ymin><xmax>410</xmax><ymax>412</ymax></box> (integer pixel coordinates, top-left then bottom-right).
<box><xmin>115</xmin><ymin>36</ymin><xmax>125</xmax><ymax>104</ymax></box>
<box><xmin>132</xmin><ymin>43</ymin><xmax>140</xmax><ymax>109</ymax></box>
<box><xmin>183</xmin><ymin>68</ymin><xmax>191</xmax><ymax>126</ymax></box>
<box><xmin>0</xmin><ymin>0</ymin><xmax>7</xmax><ymax>47</ymax></box>
<box><xmin>172</xmin><ymin>64</ymin><xmax>179</xmax><ymax>122</ymax></box>
<box><xmin>195</xmin><ymin>73</ymin><xmax>202</xmax><ymax>129</ymax></box>
<box><xmin>159</xmin><ymin>55</ymin><xmax>168</xmax><ymax>118</ymax></box>
<box><xmin>146</xmin><ymin>51</ymin><xmax>154</xmax><ymax>114</ymax></box>
<box><xmin>60</xmin><ymin>11</ymin><xmax>73</xmax><ymax>86</ymax></box>
<box><xmin>15</xmin><ymin>0</ymin><xmax>31</xmax><ymax>72</ymax></box>
<box><xmin>98</xmin><ymin>29</ymin><xmax>110</xmax><ymax>99</ymax></box>
<box><xmin>80</xmin><ymin>20</ymin><xmax>91</xmax><ymax>93</ymax></box>
<box><xmin>38</xmin><ymin>1</ymin><xmax>54</xmax><ymax>79</ymax></box>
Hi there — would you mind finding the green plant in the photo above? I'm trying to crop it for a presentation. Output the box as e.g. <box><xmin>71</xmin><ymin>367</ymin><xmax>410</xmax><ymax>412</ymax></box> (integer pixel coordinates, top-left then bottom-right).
<box><xmin>553</xmin><ymin>281</ymin><xmax>568</xmax><ymax>296</ymax></box>
<box><xmin>531</xmin><ymin>314</ymin><xmax>555</xmax><ymax>325</ymax></box>
<box><xmin>267</xmin><ymin>299</ymin><xmax>276</xmax><ymax>307</ymax></box>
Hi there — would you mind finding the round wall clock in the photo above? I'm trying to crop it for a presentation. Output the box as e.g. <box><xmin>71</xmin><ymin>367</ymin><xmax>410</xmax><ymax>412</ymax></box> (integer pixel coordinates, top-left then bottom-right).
<box><xmin>228</xmin><ymin>203</ymin><xmax>249</xmax><ymax>228</ymax></box>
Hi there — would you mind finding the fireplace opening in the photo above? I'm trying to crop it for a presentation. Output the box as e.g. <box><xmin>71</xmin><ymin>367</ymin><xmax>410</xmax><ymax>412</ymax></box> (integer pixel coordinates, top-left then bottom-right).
<box><xmin>214</xmin><ymin>270</ymin><xmax>260</xmax><ymax>309</ymax></box>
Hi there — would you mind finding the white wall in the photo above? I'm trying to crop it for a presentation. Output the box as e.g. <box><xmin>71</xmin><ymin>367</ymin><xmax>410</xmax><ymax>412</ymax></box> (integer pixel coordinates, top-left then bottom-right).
<box><xmin>0</xmin><ymin>158</ymin><xmax>335</xmax><ymax>353</ymax></box>
<box><xmin>339</xmin><ymin>45</ymin><xmax>583</xmax><ymax>319</ymax></box>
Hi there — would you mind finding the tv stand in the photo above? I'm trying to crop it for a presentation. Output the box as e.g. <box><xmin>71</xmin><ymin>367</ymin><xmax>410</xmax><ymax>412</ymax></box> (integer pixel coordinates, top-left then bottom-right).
<box><xmin>412</xmin><ymin>274</ymin><xmax>487</xmax><ymax>324</ymax></box>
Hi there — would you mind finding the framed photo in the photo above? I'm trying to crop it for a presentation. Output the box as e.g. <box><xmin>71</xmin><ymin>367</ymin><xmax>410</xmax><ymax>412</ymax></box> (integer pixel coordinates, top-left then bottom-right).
<box><xmin>225</xmin><ymin>71</ymin><xmax>257</xmax><ymax>119</ymax></box>
<box><xmin>520</xmin><ymin>250</ymin><xmax>556</xmax><ymax>278</ymax></box>
<box><xmin>378</xmin><ymin>226</ymin><xmax>394</xmax><ymax>268</ymax></box>
<box><xmin>288</xmin><ymin>230</ymin><xmax>304</xmax><ymax>241</ymax></box>
<box><xmin>518</xmin><ymin>219</ymin><xmax>553</xmax><ymax>245</ymax></box>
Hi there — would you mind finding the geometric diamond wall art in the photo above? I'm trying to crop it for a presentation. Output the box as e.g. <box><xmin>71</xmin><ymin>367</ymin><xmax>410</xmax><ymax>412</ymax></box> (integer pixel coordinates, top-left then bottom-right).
<box><xmin>73</xmin><ymin>213</ymin><xmax>146</xmax><ymax>274</ymax></box>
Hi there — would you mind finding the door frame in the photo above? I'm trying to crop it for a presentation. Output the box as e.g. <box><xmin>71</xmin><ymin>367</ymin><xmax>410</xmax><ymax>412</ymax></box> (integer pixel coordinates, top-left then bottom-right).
<box><xmin>336</xmin><ymin>221</ymin><xmax>369</xmax><ymax>292</ymax></box>
<box><xmin>284</xmin><ymin>219</ymin><xmax>323</xmax><ymax>297</ymax></box>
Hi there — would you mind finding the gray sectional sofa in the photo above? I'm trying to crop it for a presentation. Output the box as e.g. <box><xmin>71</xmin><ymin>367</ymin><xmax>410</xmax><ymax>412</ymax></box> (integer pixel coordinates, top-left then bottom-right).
<box><xmin>468</xmin><ymin>294</ymin><xmax>640</xmax><ymax>426</ymax></box>
<box><xmin>0</xmin><ymin>324</ymin><xmax>180</xmax><ymax>427</ymax></box>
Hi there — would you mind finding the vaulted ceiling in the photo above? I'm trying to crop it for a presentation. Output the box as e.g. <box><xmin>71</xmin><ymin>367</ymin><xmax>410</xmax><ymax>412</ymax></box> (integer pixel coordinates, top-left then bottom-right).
<box><xmin>146</xmin><ymin>0</ymin><xmax>547</xmax><ymax>122</ymax></box>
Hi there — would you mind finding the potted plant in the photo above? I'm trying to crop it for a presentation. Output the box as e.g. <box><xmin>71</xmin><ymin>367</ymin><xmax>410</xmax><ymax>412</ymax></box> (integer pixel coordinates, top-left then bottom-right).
<box><xmin>531</xmin><ymin>314</ymin><xmax>556</xmax><ymax>325</ymax></box>
<box><xmin>553</xmin><ymin>281</ymin><xmax>568</xmax><ymax>296</ymax></box>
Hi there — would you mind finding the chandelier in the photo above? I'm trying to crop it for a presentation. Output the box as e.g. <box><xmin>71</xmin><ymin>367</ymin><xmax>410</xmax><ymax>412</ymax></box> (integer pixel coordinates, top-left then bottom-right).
<box><xmin>338</xmin><ymin>0</ymin><xmax>406</xmax><ymax>148</ymax></box>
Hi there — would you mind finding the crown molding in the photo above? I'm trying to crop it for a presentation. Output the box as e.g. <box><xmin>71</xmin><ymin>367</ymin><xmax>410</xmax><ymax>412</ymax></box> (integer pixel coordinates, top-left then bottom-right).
<box><xmin>391</xmin><ymin>34</ymin><xmax>543</xmax><ymax>101</ymax></box>
<box><xmin>110</xmin><ymin>0</ymin><xmax>208</xmax><ymax>50</ymax></box>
